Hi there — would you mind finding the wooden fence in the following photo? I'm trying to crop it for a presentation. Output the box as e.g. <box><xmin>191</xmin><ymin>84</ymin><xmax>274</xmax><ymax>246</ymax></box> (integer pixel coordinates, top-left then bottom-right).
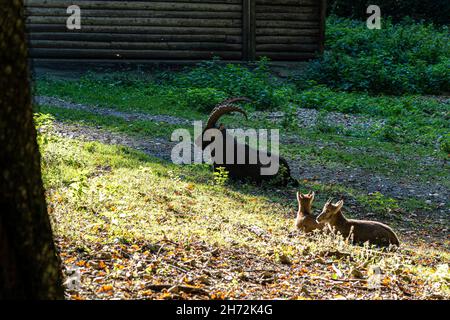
<box><xmin>25</xmin><ymin>0</ymin><xmax>326</xmax><ymax>61</ymax></box>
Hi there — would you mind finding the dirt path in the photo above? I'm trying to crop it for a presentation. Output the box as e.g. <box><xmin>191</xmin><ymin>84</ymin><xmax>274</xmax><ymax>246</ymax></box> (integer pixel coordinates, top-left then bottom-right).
<box><xmin>36</xmin><ymin>96</ymin><xmax>191</xmax><ymax>126</ymax></box>
<box><xmin>37</xmin><ymin>95</ymin><xmax>382</xmax><ymax>130</ymax></box>
<box><xmin>51</xmin><ymin>121</ymin><xmax>176</xmax><ymax>161</ymax></box>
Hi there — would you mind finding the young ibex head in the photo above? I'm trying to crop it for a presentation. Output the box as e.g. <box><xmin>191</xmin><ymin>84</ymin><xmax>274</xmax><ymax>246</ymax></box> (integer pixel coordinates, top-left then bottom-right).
<box><xmin>316</xmin><ymin>199</ymin><xmax>344</xmax><ymax>224</ymax></box>
<box><xmin>296</xmin><ymin>191</ymin><xmax>315</xmax><ymax>215</ymax></box>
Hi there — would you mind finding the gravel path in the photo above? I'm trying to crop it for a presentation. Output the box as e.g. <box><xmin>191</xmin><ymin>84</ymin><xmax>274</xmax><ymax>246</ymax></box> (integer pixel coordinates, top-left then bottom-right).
<box><xmin>36</xmin><ymin>96</ymin><xmax>382</xmax><ymax>130</ymax></box>
<box><xmin>255</xmin><ymin>108</ymin><xmax>383</xmax><ymax>131</ymax></box>
<box><xmin>51</xmin><ymin>121</ymin><xmax>176</xmax><ymax>161</ymax></box>
<box><xmin>36</xmin><ymin>96</ymin><xmax>191</xmax><ymax>126</ymax></box>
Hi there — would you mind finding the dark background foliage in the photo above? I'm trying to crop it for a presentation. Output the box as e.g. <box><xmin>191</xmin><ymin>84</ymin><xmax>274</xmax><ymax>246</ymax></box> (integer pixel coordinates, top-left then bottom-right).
<box><xmin>327</xmin><ymin>0</ymin><xmax>450</xmax><ymax>25</ymax></box>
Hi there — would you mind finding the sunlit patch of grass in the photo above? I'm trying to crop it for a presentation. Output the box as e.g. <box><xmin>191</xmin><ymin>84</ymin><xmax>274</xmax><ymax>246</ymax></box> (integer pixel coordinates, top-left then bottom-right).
<box><xmin>40</xmin><ymin>129</ymin><xmax>449</xmax><ymax>299</ymax></box>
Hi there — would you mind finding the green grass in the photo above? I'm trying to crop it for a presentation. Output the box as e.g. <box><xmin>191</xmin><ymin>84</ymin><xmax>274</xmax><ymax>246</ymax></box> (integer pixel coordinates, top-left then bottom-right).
<box><xmin>32</xmin><ymin>16</ymin><xmax>449</xmax><ymax>299</ymax></box>
<box><xmin>36</xmin><ymin>73</ymin><xmax>204</xmax><ymax>120</ymax></box>
<box><xmin>36</xmin><ymin>99</ymin><xmax>448</xmax><ymax>191</ymax></box>
<box><xmin>36</xmin><ymin>66</ymin><xmax>449</xmax><ymax>152</ymax></box>
<box><xmin>39</xmin><ymin>126</ymin><xmax>450</xmax><ymax>299</ymax></box>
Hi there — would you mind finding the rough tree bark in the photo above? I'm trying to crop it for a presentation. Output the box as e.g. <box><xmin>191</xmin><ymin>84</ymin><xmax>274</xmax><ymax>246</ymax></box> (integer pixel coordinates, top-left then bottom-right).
<box><xmin>0</xmin><ymin>0</ymin><xmax>64</xmax><ymax>299</ymax></box>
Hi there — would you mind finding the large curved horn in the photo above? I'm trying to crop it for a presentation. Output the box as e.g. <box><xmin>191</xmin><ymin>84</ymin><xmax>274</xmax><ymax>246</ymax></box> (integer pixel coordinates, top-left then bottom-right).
<box><xmin>205</xmin><ymin>98</ymin><xmax>250</xmax><ymax>130</ymax></box>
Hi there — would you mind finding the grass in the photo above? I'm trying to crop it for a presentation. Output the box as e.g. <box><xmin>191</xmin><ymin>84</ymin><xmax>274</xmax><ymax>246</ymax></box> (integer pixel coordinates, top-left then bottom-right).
<box><xmin>39</xmin><ymin>125</ymin><xmax>449</xmax><ymax>299</ymax></box>
<box><xmin>36</xmin><ymin>97</ymin><xmax>448</xmax><ymax>191</ymax></box>
<box><xmin>36</xmin><ymin>67</ymin><xmax>449</xmax><ymax>151</ymax></box>
<box><xmin>34</xmin><ymin>71</ymin><xmax>448</xmax><ymax>230</ymax></box>
<box><xmin>34</xmin><ymin>75</ymin><xmax>449</xmax><ymax>299</ymax></box>
<box><xmin>33</xmin><ymin>16</ymin><xmax>449</xmax><ymax>299</ymax></box>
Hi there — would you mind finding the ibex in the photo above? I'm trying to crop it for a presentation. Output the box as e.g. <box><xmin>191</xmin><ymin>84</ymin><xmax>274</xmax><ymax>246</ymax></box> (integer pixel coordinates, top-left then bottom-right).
<box><xmin>197</xmin><ymin>98</ymin><xmax>298</xmax><ymax>186</ymax></box>
<box><xmin>316</xmin><ymin>199</ymin><xmax>400</xmax><ymax>247</ymax></box>
<box><xmin>295</xmin><ymin>191</ymin><xmax>325</xmax><ymax>233</ymax></box>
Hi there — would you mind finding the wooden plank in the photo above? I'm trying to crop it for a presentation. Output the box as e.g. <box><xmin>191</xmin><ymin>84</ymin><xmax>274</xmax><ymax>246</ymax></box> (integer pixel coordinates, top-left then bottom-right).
<box><xmin>25</xmin><ymin>1</ymin><xmax>242</xmax><ymax>11</ymax></box>
<box><xmin>256</xmin><ymin>5</ymin><xmax>318</xmax><ymax>13</ymax></box>
<box><xmin>256</xmin><ymin>52</ymin><xmax>317</xmax><ymax>61</ymax></box>
<box><xmin>256</xmin><ymin>0</ymin><xmax>317</xmax><ymax>5</ymax></box>
<box><xmin>29</xmin><ymin>40</ymin><xmax>242</xmax><ymax>51</ymax></box>
<box><xmin>257</xmin><ymin>12</ymin><xmax>319</xmax><ymax>20</ymax></box>
<box><xmin>29</xmin><ymin>48</ymin><xmax>242</xmax><ymax>60</ymax></box>
<box><xmin>319</xmin><ymin>0</ymin><xmax>326</xmax><ymax>54</ymax></box>
<box><xmin>249</xmin><ymin>0</ymin><xmax>256</xmax><ymax>60</ymax></box>
<box><xmin>256</xmin><ymin>35</ymin><xmax>318</xmax><ymax>44</ymax></box>
<box><xmin>27</xmin><ymin>25</ymin><xmax>243</xmax><ymax>35</ymax></box>
<box><xmin>30</xmin><ymin>59</ymin><xmax>245</xmax><ymax>67</ymax></box>
<box><xmin>256</xmin><ymin>20</ymin><xmax>319</xmax><ymax>28</ymax></box>
<box><xmin>25</xmin><ymin>8</ymin><xmax>243</xmax><ymax>19</ymax></box>
<box><xmin>26</xmin><ymin>16</ymin><xmax>242</xmax><ymax>28</ymax></box>
<box><xmin>256</xmin><ymin>28</ymin><xmax>320</xmax><ymax>36</ymax></box>
<box><xmin>242</xmin><ymin>0</ymin><xmax>255</xmax><ymax>60</ymax></box>
<box><xmin>256</xmin><ymin>44</ymin><xmax>318</xmax><ymax>52</ymax></box>
<box><xmin>28</xmin><ymin>32</ymin><xmax>243</xmax><ymax>44</ymax></box>
<box><xmin>26</xmin><ymin>0</ymin><xmax>243</xmax><ymax>4</ymax></box>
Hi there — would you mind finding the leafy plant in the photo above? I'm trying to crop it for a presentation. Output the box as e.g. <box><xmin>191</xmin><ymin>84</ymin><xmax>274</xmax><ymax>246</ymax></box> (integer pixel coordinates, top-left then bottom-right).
<box><xmin>170</xmin><ymin>57</ymin><xmax>291</xmax><ymax>110</ymax></box>
<box><xmin>439</xmin><ymin>134</ymin><xmax>450</xmax><ymax>154</ymax></box>
<box><xmin>358</xmin><ymin>192</ymin><xmax>400</xmax><ymax>216</ymax></box>
<box><xmin>34</xmin><ymin>112</ymin><xmax>55</xmax><ymax>150</ymax></box>
<box><xmin>328</xmin><ymin>0</ymin><xmax>450</xmax><ymax>25</ymax></box>
<box><xmin>213</xmin><ymin>166</ymin><xmax>229</xmax><ymax>186</ymax></box>
<box><xmin>298</xmin><ymin>16</ymin><xmax>450</xmax><ymax>95</ymax></box>
<box><xmin>184</xmin><ymin>88</ymin><xmax>228</xmax><ymax>112</ymax></box>
<box><xmin>280</xmin><ymin>104</ymin><xmax>298</xmax><ymax>131</ymax></box>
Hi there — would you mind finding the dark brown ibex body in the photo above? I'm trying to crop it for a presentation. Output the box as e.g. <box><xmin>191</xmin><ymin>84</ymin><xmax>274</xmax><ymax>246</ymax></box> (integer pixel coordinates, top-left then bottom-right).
<box><xmin>295</xmin><ymin>191</ymin><xmax>325</xmax><ymax>233</ymax></box>
<box><xmin>316</xmin><ymin>200</ymin><xmax>400</xmax><ymax>247</ymax></box>
<box><xmin>198</xmin><ymin>98</ymin><xmax>297</xmax><ymax>186</ymax></box>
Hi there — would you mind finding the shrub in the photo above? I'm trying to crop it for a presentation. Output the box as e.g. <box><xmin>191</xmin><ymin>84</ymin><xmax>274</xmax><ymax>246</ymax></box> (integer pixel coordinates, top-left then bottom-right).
<box><xmin>184</xmin><ymin>88</ymin><xmax>228</xmax><ymax>112</ymax></box>
<box><xmin>213</xmin><ymin>167</ymin><xmax>229</xmax><ymax>186</ymax></box>
<box><xmin>297</xmin><ymin>17</ymin><xmax>450</xmax><ymax>95</ymax></box>
<box><xmin>169</xmin><ymin>57</ymin><xmax>292</xmax><ymax>110</ymax></box>
<box><xmin>328</xmin><ymin>0</ymin><xmax>450</xmax><ymax>25</ymax></box>
<box><xmin>439</xmin><ymin>134</ymin><xmax>450</xmax><ymax>154</ymax></box>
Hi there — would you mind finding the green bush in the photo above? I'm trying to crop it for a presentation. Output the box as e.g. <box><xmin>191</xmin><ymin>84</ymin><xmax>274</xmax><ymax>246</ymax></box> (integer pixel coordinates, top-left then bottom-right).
<box><xmin>439</xmin><ymin>134</ymin><xmax>450</xmax><ymax>153</ymax></box>
<box><xmin>298</xmin><ymin>17</ymin><xmax>450</xmax><ymax>95</ymax></box>
<box><xmin>328</xmin><ymin>0</ymin><xmax>450</xmax><ymax>25</ymax></box>
<box><xmin>184</xmin><ymin>88</ymin><xmax>228</xmax><ymax>112</ymax></box>
<box><xmin>167</xmin><ymin>57</ymin><xmax>292</xmax><ymax>110</ymax></box>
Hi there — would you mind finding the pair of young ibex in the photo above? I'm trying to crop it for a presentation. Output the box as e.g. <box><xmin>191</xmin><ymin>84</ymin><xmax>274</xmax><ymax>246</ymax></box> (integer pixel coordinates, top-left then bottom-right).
<box><xmin>296</xmin><ymin>192</ymin><xmax>400</xmax><ymax>247</ymax></box>
<box><xmin>200</xmin><ymin>99</ymin><xmax>399</xmax><ymax>247</ymax></box>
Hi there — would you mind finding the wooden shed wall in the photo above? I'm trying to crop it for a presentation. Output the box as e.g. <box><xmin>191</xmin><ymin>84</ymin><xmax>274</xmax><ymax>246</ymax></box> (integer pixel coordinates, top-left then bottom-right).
<box><xmin>255</xmin><ymin>0</ymin><xmax>323</xmax><ymax>60</ymax></box>
<box><xmin>25</xmin><ymin>0</ymin><xmax>325</xmax><ymax>62</ymax></box>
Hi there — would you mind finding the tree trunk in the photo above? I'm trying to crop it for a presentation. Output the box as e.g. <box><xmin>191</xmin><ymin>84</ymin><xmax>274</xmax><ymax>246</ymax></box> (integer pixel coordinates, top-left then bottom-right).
<box><xmin>0</xmin><ymin>0</ymin><xmax>64</xmax><ymax>299</ymax></box>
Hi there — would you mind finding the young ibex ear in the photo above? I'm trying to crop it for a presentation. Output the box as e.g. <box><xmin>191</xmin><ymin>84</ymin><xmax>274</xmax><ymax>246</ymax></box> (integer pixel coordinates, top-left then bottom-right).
<box><xmin>335</xmin><ymin>200</ymin><xmax>344</xmax><ymax>211</ymax></box>
<box><xmin>297</xmin><ymin>192</ymin><xmax>303</xmax><ymax>202</ymax></box>
<box><xmin>310</xmin><ymin>191</ymin><xmax>315</xmax><ymax>202</ymax></box>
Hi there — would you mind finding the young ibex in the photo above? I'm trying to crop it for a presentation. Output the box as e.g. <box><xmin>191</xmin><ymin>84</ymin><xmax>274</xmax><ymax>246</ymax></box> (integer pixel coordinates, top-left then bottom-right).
<box><xmin>198</xmin><ymin>98</ymin><xmax>298</xmax><ymax>186</ymax></box>
<box><xmin>316</xmin><ymin>199</ymin><xmax>400</xmax><ymax>247</ymax></box>
<box><xmin>295</xmin><ymin>191</ymin><xmax>325</xmax><ymax>233</ymax></box>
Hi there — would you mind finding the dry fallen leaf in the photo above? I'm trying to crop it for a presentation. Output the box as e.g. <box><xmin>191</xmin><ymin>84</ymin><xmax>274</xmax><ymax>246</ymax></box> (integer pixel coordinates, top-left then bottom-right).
<box><xmin>98</xmin><ymin>285</ymin><xmax>113</xmax><ymax>293</ymax></box>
